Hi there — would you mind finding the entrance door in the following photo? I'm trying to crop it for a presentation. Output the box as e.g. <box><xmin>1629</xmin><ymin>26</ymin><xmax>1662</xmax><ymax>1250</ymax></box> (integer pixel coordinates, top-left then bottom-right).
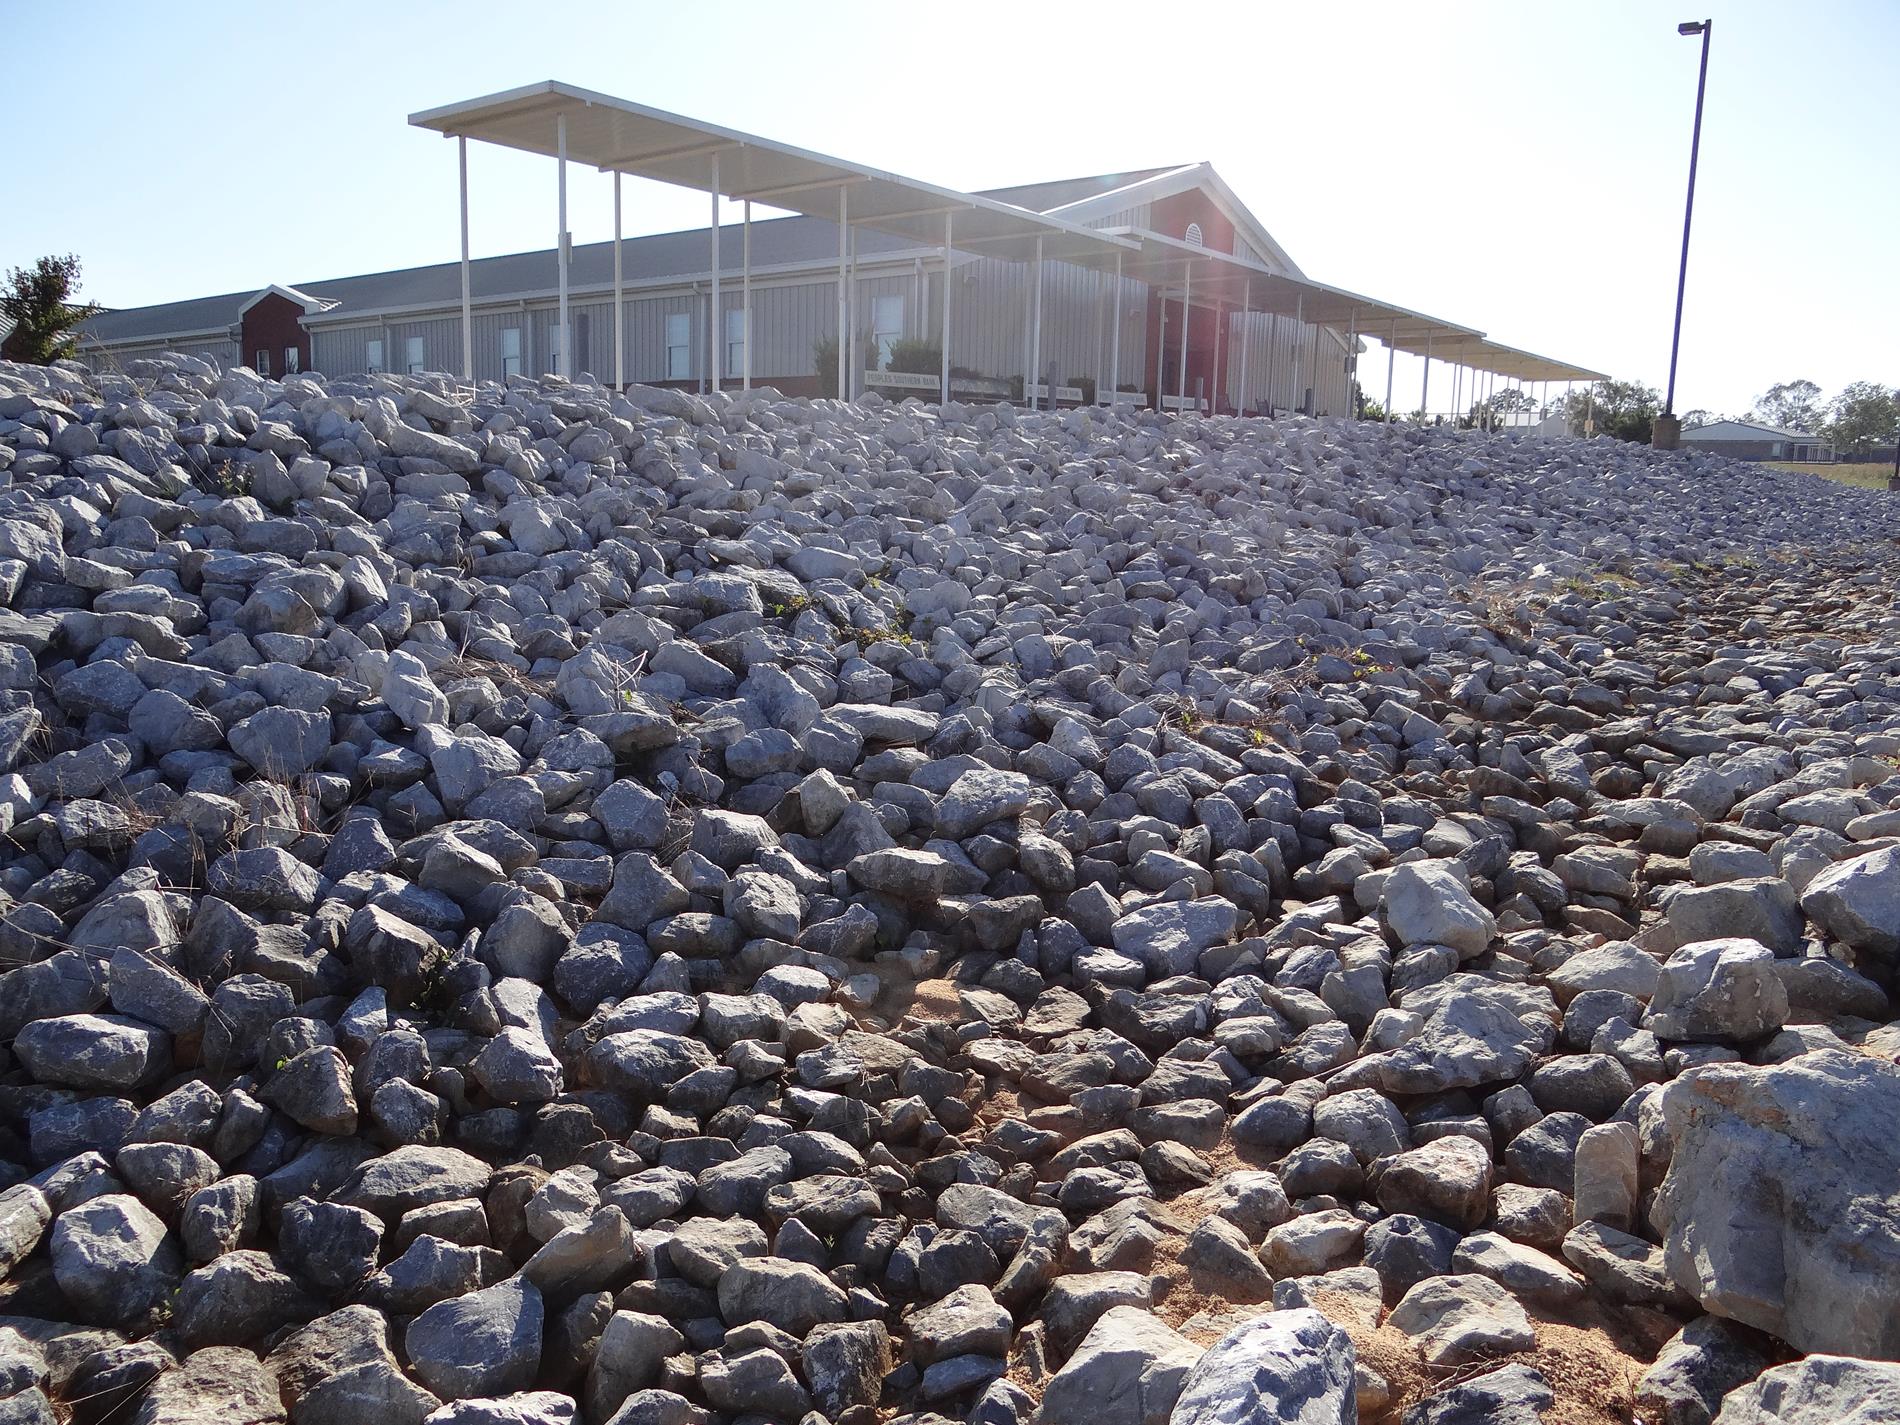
<box><xmin>1158</xmin><ymin>299</ymin><xmax>1216</xmax><ymax>412</ymax></box>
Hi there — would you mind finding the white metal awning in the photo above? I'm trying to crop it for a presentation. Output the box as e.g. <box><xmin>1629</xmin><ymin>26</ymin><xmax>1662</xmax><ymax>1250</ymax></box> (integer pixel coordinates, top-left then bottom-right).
<box><xmin>1107</xmin><ymin>228</ymin><xmax>1485</xmax><ymax>353</ymax></box>
<box><xmin>409</xmin><ymin>81</ymin><xmax>1139</xmax><ymax>271</ymax></box>
<box><xmin>407</xmin><ymin>79</ymin><xmax>1606</xmax><ymax>402</ymax></box>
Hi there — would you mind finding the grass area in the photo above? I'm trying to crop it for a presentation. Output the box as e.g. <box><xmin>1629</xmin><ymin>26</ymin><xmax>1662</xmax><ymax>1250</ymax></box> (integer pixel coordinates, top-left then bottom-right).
<box><xmin>1762</xmin><ymin>460</ymin><xmax>1895</xmax><ymax>489</ymax></box>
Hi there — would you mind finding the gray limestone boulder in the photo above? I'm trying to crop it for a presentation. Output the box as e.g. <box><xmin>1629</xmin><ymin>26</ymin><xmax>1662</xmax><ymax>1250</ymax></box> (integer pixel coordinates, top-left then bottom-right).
<box><xmin>49</xmin><ymin>1192</ymin><xmax>182</xmax><ymax>1326</ymax></box>
<box><xmin>405</xmin><ymin>1278</ymin><xmax>545</xmax><ymax>1401</ymax></box>
<box><xmin>1713</xmin><ymin>1356</ymin><xmax>1900</xmax><ymax>1425</ymax></box>
<box><xmin>1652</xmin><ymin>1050</ymin><xmax>1900</xmax><ymax>1356</ymax></box>
<box><xmin>1167</xmin><ymin>1308</ymin><xmax>1356</xmax><ymax>1425</ymax></box>
<box><xmin>1038</xmin><ymin>1306</ymin><xmax>1203</xmax><ymax>1425</ymax></box>
<box><xmin>1643</xmin><ymin>939</ymin><xmax>1789</xmax><ymax>1042</ymax></box>
<box><xmin>1799</xmin><ymin>845</ymin><xmax>1900</xmax><ymax>956</ymax></box>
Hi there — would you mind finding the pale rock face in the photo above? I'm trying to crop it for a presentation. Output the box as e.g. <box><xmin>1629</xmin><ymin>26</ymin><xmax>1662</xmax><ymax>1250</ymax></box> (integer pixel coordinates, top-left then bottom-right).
<box><xmin>1168</xmin><ymin>1309</ymin><xmax>1357</xmax><ymax>1425</ymax></box>
<box><xmin>1643</xmin><ymin>938</ymin><xmax>1790</xmax><ymax>1042</ymax></box>
<box><xmin>1653</xmin><ymin>1051</ymin><xmax>1900</xmax><ymax>1358</ymax></box>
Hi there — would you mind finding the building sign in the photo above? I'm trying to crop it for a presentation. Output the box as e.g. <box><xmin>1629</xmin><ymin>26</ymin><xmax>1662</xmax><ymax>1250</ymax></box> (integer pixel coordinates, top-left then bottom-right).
<box><xmin>863</xmin><ymin>369</ymin><xmax>1013</xmax><ymax>398</ymax></box>
<box><xmin>1027</xmin><ymin>383</ymin><xmax>1087</xmax><ymax>402</ymax></box>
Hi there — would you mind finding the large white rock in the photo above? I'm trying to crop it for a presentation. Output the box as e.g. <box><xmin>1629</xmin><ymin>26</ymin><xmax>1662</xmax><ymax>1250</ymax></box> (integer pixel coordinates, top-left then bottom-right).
<box><xmin>1167</xmin><ymin>1308</ymin><xmax>1356</xmax><ymax>1425</ymax></box>
<box><xmin>1653</xmin><ymin>1050</ymin><xmax>1900</xmax><ymax>1356</ymax></box>
<box><xmin>1038</xmin><ymin>1305</ymin><xmax>1202</xmax><ymax>1425</ymax></box>
<box><xmin>1382</xmin><ymin>859</ymin><xmax>1495</xmax><ymax>958</ymax></box>
<box><xmin>1800</xmin><ymin>845</ymin><xmax>1900</xmax><ymax>956</ymax></box>
<box><xmin>1714</xmin><ymin>1355</ymin><xmax>1900</xmax><ymax>1425</ymax></box>
<box><xmin>1643</xmin><ymin>938</ymin><xmax>1788</xmax><ymax>1042</ymax></box>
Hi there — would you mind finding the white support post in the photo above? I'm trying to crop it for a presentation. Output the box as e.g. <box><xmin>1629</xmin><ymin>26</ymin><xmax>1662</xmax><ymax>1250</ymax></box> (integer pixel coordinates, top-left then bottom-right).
<box><xmin>1385</xmin><ymin>320</ymin><xmax>1396</xmax><ymax>423</ymax></box>
<box><xmin>1109</xmin><ymin>252</ymin><xmax>1122</xmax><ymax>405</ymax></box>
<box><xmin>836</xmin><ymin>187</ymin><xmax>848</xmax><ymax>399</ymax></box>
<box><xmin>847</xmin><ymin>224</ymin><xmax>860</xmax><ymax>401</ymax></box>
<box><xmin>1029</xmin><ymin>237</ymin><xmax>1044</xmax><ymax>411</ymax></box>
<box><xmin>1291</xmin><ymin>294</ymin><xmax>1304</xmax><ymax>416</ymax></box>
<box><xmin>1309</xmin><ymin>323</ymin><xmax>1321</xmax><ymax>415</ymax></box>
<box><xmin>940</xmin><ymin>211</ymin><xmax>952</xmax><ymax>405</ymax></box>
<box><xmin>612</xmin><ymin>171</ymin><xmax>624</xmax><ymax>391</ymax></box>
<box><xmin>556</xmin><ymin>113</ymin><xmax>569</xmax><ymax>378</ymax></box>
<box><xmin>1177</xmin><ymin>268</ymin><xmax>1191</xmax><ymax>411</ymax></box>
<box><xmin>1020</xmin><ymin>260</ymin><xmax>1033</xmax><ymax>408</ymax></box>
<box><xmin>1155</xmin><ymin>294</ymin><xmax>1167</xmax><ymax>410</ymax></box>
<box><xmin>458</xmin><ymin>136</ymin><xmax>471</xmax><ymax>383</ymax></box>
<box><xmin>1345</xmin><ymin>314</ymin><xmax>1356</xmax><ymax>418</ymax></box>
<box><xmin>741</xmin><ymin>200</ymin><xmax>752</xmax><ymax>392</ymax></box>
<box><xmin>1237</xmin><ymin>280</ymin><xmax>1251</xmax><ymax>416</ymax></box>
<box><xmin>1421</xmin><ymin>336</ymin><xmax>1432</xmax><ymax>418</ymax></box>
<box><xmin>1092</xmin><ymin>269</ymin><xmax>1105</xmax><ymax>405</ymax></box>
<box><xmin>1211</xmin><ymin>302</ymin><xmax>1224</xmax><ymax>415</ymax></box>
<box><xmin>708</xmin><ymin>154</ymin><xmax>720</xmax><ymax>394</ymax></box>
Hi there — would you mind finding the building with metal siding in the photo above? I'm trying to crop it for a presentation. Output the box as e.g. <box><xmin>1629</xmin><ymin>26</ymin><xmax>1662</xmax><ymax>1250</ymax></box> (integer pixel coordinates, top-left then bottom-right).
<box><xmin>76</xmin><ymin>161</ymin><xmax>1362</xmax><ymax>414</ymax></box>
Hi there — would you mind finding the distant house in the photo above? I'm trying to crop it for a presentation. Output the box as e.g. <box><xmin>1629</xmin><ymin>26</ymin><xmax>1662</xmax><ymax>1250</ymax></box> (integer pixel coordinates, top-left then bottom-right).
<box><xmin>1682</xmin><ymin>419</ymin><xmax>1833</xmax><ymax>462</ymax></box>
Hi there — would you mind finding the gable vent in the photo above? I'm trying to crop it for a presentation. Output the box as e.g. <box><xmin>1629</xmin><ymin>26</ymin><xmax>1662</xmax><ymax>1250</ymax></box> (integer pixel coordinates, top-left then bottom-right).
<box><xmin>1185</xmin><ymin>222</ymin><xmax>1204</xmax><ymax>248</ymax></box>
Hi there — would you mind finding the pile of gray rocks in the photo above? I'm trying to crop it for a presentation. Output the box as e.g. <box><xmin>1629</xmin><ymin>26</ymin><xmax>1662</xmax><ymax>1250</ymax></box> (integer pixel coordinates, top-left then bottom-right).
<box><xmin>0</xmin><ymin>350</ymin><xmax>1898</xmax><ymax>1425</ymax></box>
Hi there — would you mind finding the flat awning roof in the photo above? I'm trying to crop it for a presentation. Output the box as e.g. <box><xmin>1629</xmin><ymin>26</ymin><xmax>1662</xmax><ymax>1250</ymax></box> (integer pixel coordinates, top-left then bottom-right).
<box><xmin>409</xmin><ymin>80</ymin><xmax>1138</xmax><ymax>271</ymax></box>
<box><xmin>409</xmin><ymin>80</ymin><xmax>1606</xmax><ymax>387</ymax></box>
<box><xmin>1107</xmin><ymin>228</ymin><xmax>1484</xmax><ymax>356</ymax></box>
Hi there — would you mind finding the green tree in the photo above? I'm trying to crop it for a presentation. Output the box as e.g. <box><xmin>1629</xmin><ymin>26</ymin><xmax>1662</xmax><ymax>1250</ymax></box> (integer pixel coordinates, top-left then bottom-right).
<box><xmin>1751</xmin><ymin>379</ymin><xmax>1824</xmax><ymax>432</ymax></box>
<box><xmin>1555</xmin><ymin>379</ymin><xmax>1663</xmax><ymax>442</ymax></box>
<box><xmin>0</xmin><ymin>255</ymin><xmax>102</xmax><ymax>365</ymax></box>
<box><xmin>1823</xmin><ymin>382</ymin><xmax>1899</xmax><ymax>459</ymax></box>
<box><xmin>1681</xmin><ymin>409</ymin><xmax>1717</xmax><ymax>429</ymax></box>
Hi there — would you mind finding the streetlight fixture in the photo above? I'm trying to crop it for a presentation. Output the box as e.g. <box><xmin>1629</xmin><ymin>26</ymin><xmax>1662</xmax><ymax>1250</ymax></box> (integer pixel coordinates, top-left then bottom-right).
<box><xmin>1654</xmin><ymin>17</ymin><xmax>1712</xmax><ymax>451</ymax></box>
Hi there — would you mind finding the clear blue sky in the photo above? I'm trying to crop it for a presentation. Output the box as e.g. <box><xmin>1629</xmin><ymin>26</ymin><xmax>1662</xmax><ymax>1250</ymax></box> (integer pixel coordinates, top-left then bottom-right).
<box><xmin>5</xmin><ymin>0</ymin><xmax>1894</xmax><ymax>419</ymax></box>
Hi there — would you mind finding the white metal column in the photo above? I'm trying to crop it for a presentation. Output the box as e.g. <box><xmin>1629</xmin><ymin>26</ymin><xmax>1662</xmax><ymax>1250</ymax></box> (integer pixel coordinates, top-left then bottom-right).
<box><xmin>1385</xmin><ymin>320</ymin><xmax>1396</xmax><ymax>423</ymax></box>
<box><xmin>1092</xmin><ymin>270</ymin><xmax>1105</xmax><ymax>406</ymax></box>
<box><xmin>1291</xmin><ymin>295</ymin><xmax>1304</xmax><ymax>416</ymax></box>
<box><xmin>940</xmin><ymin>212</ymin><xmax>952</xmax><ymax>405</ymax></box>
<box><xmin>1237</xmin><ymin>281</ymin><xmax>1251</xmax><ymax>416</ymax></box>
<box><xmin>847</xmin><ymin>225</ymin><xmax>860</xmax><ymax>401</ymax></box>
<box><xmin>1344</xmin><ymin>314</ymin><xmax>1356</xmax><ymax>418</ymax></box>
<box><xmin>1176</xmin><ymin>269</ymin><xmax>1191</xmax><ymax>411</ymax></box>
<box><xmin>836</xmin><ymin>188</ymin><xmax>848</xmax><ymax>399</ymax></box>
<box><xmin>708</xmin><ymin>154</ymin><xmax>721</xmax><ymax>394</ymax></box>
<box><xmin>556</xmin><ymin>113</ymin><xmax>569</xmax><ymax>378</ymax></box>
<box><xmin>1308</xmin><ymin>324</ymin><xmax>1321</xmax><ymax>415</ymax></box>
<box><xmin>1020</xmin><ymin>261</ymin><xmax>1033</xmax><ymax>407</ymax></box>
<box><xmin>741</xmin><ymin>200</ymin><xmax>752</xmax><ymax>392</ymax></box>
<box><xmin>1028</xmin><ymin>237</ymin><xmax>1044</xmax><ymax>411</ymax></box>
<box><xmin>458</xmin><ymin>136</ymin><xmax>471</xmax><ymax>383</ymax></box>
<box><xmin>1211</xmin><ymin>302</ymin><xmax>1224</xmax><ymax>414</ymax></box>
<box><xmin>1155</xmin><ymin>296</ymin><xmax>1167</xmax><ymax>410</ymax></box>
<box><xmin>612</xmin><ymin>172</ymin><xmax>624</xmax><ymax>390</ymax></box>
<box><xmin>1421</xmin><ymin>336</ymin><xmax>1432</xmax><ymax>418</ymax></box>
<box><xmin>1108</xmin><ymin>252</ymin><xmax>1122</xmax><ymax>405</ymax></box>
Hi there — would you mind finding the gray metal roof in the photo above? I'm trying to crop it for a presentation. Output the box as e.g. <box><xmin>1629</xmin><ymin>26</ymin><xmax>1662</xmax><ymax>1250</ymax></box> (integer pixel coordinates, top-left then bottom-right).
<box><xmin>79</xmin><ymin>169</ymin><xmax>1168</xmax><ymax>347</ymax></box>
<box><xmin>1683</xmin><ymin>419</ymin><xmax>1826</xmax><ymax>441</ymax></box>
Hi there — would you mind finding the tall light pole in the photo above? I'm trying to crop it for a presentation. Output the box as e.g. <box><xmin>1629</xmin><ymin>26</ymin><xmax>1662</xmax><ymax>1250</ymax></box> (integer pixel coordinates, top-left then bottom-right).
<box><xmin>1654</xmin><ymin>18</ymin><xmax>1712</xmax><ymax>450</ymax></box>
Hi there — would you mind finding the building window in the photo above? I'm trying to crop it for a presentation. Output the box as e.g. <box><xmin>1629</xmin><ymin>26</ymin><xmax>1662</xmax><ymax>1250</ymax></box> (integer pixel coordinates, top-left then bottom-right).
<box><xmin>725</xmin><ymin>308</ymin><xmax>746</xmax><ymax>376</ymax></box>
<box><xmin>501</xmin><ymin>327</ymin><xmax>522</xmax><ymax>378</ymax></box>
<box><xmin>1185</xmin><ymin>222</ymin><xmax>1204</xmax><ymax>248</ymax></box>
<box><xmin>255</xmin><ymin>349</ymin><xmax>270</xmax><ymax>376</ymax></box>
<box><xmin>872</xmin><ymin>294</ymin><xmax>903</xmax><ymax>368</ymax></box>
<box><xmin>666</xmin><ymin>312</ymin><xmax>691</xmax><ymax>380</ymax></box>
<box><xmin>1771</xmin><ymin>442</ymin><xmax>1783</xmax><ymax>458</ymax></box>
<box><xmin>283</xmin><ymin>347</ymin><xmax>300</xmax><ymax>375</ymax></box>
<box><xmin>405</xmin><ymin>337</ymin><xmax>425</xmax><ymax>374</ymax></box>
<box><xmin>366</xmin><ymin>338</ymin><xmax>384</xmax><ymax>373</ymax></box>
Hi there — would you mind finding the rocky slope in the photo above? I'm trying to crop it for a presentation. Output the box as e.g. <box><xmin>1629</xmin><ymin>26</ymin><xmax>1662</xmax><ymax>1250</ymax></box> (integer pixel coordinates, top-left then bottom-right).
<box><xmin>0</xmin><ymin>352</ymin><xmax>1897</xmax><ymax>1425</ymax></box>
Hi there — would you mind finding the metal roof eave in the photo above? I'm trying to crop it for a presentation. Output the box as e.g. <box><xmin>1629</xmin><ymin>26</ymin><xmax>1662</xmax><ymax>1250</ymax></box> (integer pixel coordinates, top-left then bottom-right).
<box><xmin>409</xmin><ymin>80</ymin><xmax>1139</xmax><ymax>273</ymax></box>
